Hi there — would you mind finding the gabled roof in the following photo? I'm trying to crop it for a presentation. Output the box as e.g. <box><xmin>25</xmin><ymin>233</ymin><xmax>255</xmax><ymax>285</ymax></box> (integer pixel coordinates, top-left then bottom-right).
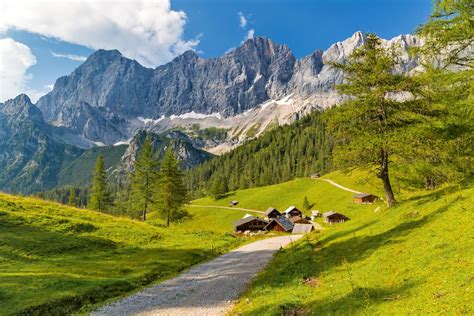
<box><xmin>311</xmin><ymin>210</ymin><xmax>320</xmax><ymax>215</ymax></box>
<box><xmin>292</xmin><ymin>223</ymin><xmax>313</xmax><ymax>234</ymax></box>
<box><xmin>353</xmin><ymin>193</ymin><xmax>375</xmax><ymax>198</ymax></box>
<box><xmin>265</xmin><ymin>215</ymin><xmax>294</xmax><ymax>232</ymax></box>
<box><xmin>234</xmin><ymin>216</ymin><xmax>267</xmax><ymax>227</ymax></box>
<box><xmin>243</xmin><ymin>213</ymin><xmax>253</xmax><ymax>218</ymax></box>
<box><xmin>264</xmin><ymin>207</ymin><xmax>280</xmax><ymax>216</ymax></box>
<box><xmin>283</xmin><ymin>206</ymin><xmax>301</xmax><ymax>214</ymax></box>
<box><xmin>323</xmin><ymin>211</ymin><xmax>346</xmax><ymax>218</ymax></box>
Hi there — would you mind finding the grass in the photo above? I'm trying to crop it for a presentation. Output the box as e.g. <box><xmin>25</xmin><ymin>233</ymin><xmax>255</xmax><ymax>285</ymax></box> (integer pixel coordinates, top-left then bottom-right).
<box><xmin>0</xmin><ymin>193</ymin><xmax>252</xmax><ymax>315</ymax></box>
<box><xmin>2</xmin><ymin>170</ymin><xmax>472</xmax><ymax>315</ymax></box>
<box><xmin>230</xmin><ymin>171</ymin><xmax>474</xmax><ymax>315</ymax></box>
<box><xmin>192</xmin><ymin>176</ymin><xmax>370</xmax><ymax>217</ymax></box>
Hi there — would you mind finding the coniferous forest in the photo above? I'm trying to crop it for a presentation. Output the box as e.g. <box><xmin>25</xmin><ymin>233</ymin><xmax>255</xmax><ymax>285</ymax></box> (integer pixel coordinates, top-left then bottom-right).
<box><xmin>185</xmin><ymin>111</ymin><xmax>332</xmax><ymax>198</ymax></box>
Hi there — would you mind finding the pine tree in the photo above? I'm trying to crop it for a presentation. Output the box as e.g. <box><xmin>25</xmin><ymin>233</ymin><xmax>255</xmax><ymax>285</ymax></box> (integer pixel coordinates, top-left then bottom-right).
<box><xmin>89</xmin><ymin>155</ymin><xmax>111</xmax><ymax>212</ymax></box>
<box><xmin>210</xmin><ymin>175</ymin><xmax>228</xmax><ymax>200</ymax></box>
<box><xmin>156</xmin><ymin>148</ymin><xmax>188</xmax><ymax>227</ymax></box>
<box><xmin>325</xmin><ymin>34</ymin><xmax>423</xmax><ymax>207</ymax></box>
<box><xmin>68</xmin><ymin>187</ymin><xmax>76</xmax><ymax>206</ymax></box>
<box><xmin>129</xmin><ymin>135</ymin><xmax>158</xmax><ymax>221</ymax></box>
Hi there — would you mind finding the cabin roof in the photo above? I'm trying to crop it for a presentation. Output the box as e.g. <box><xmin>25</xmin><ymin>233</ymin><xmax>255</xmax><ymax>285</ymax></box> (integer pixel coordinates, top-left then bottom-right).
<box><xmin>353</xmin><ymin>193</ymin><xmax>374</xmax><ymax>198</ymax></box>
<box><xmin>265</xmin><ymin>215</ymin><xmax>294</xmax><ymax>232</ymax></box>
<box><xmin>283</xmin><ymin>206</ymin><xmax>301</xmax><ymax>214</ymax></box>
<box><xmin>322</xmin><ymin>211</ymin><xmax>339</xmax><ymax>217</ymax></box>
<box><xmin>264</xmin><ymin>207</ymin><xmax>280</xmax><ymax>216</ymax></box>
<box><xmin>234</xmin><ymin>216</ymin><xmax>267</xmax><ymax>227</ymax></box>
<box><xmin>292</xmin><ymin>223</ymin><xmax>313</xmax><ymax>234</ymax></box>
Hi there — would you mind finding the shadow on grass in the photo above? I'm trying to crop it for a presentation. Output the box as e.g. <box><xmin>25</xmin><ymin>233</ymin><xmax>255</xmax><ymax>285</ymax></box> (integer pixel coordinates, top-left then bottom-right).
<box><xmin>251</xmin><ymin>197</ymin><xmax>460</xmax><ymax>293</ymax></box>
<box><xmin>246</xmin><ymin>282</ymin><xmax>416</xmax><ymax>316</ymax></box>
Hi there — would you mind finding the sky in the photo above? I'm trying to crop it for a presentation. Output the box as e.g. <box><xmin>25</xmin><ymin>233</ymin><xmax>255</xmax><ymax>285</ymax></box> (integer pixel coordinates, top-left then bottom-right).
<box><xmin>0</xmin><ymin>0</ymin><xmax>432</xmax><ymax>103</ymax></box>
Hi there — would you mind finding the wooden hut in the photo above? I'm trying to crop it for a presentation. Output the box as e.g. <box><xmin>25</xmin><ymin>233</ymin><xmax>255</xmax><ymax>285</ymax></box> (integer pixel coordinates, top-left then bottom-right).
<box><xmin>230</xmin><ymin>200</ymin><xmax>239</xmax><ymax>206</ymax></box>
<box><xmin>310</xmin><ymin>173</ymin><xmax>320</xmax><ymax>179</ymax></box>
<box><xmin>283</xmin><ymin>206</ymin><xmax>303</xmax><ymax>218</ymax></box>
<box><xmin>264</xmin><ymin>216</ymin><xmax>294</xmax><ymax>232</ymax></box>
<box><xmin>234</xmin><ymin>216</ymin><xmax>268</xmax><ymax>232</ymax></box>
<box><xmin>292</xmin><ymin>223</ymin><xmax>314</xmax><ymax>234</ymax></box>
<box><xmin>290</xmin><ymin>216</ymin><xmax>311</xmax><ymax>225</ymax></box>
<box><xmin>353</xmin><ymin>193</ymin><xmax>378</xmax><ymax>204</ymax></box>
<box><xmin>322</xmin><ymin>211</ymin><xmax>348</xmax><ymax>224</ymax></box>
<box><xmin>264</xmin><ymin>207</ymin><xmax>281</xmax><ymax>220</ymax></box>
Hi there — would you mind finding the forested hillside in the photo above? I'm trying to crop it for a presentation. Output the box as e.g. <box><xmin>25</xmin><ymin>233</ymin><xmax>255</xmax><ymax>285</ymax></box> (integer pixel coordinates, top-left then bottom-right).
<box><xmin>185</xmin><ymin>111</ymin><xmax>332</xmax><ymax>197</ymax></box>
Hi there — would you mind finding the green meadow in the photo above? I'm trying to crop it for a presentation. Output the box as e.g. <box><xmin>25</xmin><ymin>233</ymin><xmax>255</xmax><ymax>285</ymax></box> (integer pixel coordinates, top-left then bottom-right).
<box><xmin>1</xmin><ymin>169</ymin><xmax>472</xmax><ymax>315</ymax></box>
<box><xmin>0</xmin><ymin>193</ymin><xmax>249</xmax><ymax>315</ymax></box>
<box><xmin>230</xmin><ymin>172</ymin><xmax>473</xmax><ymax>315</ymax></box>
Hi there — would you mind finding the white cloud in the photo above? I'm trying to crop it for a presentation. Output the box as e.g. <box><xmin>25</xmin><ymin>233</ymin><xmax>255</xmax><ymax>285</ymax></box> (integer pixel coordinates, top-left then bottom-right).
<box><xmin>51</xmin><ymin>51</ymin><xmax>87</xmax><ymax>62</ymax></box>
<box><xmin>238</xmin><ymin>12</ymin><xmax>247</xmax><ymax>29</ymax></box>
<box><xmin>241</xmin><ymin>29</ymin><xmax>255</xmax><ymax>44</ymax></box>
<box><xmin>0</xmin><ymin>0</ymin><xmax>199</xmax><ymax>67</ymax></box>
<box><xmin>0</xmin><ymin>38</ymin><xmax>37</xmax><ymax>102</ymax></box>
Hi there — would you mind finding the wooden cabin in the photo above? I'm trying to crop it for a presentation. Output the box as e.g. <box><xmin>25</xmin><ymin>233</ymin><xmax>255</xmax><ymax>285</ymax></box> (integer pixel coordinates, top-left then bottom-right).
<box><xmin>264</xmin><ymin>207</ymin><xmax>281</xmax><ymax>220</ymax></box>
<box><xmin>290</xmin><ymin>216</ymin><xmax>311</xmax><ymax>225</ymax></box>
<box><xmin>310</xmin><ymin>210</ymin><xmax>321</xmax><ymax>220</ymax></box>
<box><xmin>283</xmin><ymin>206</ymin><xmax>303</xmax><ymax>218</ymax></box>
<box><xmin>234</xmin><ymin>216</ymin><xmax>268</xmax><ymax>232</ymax></box>
<box><xmin>264</xmin><ymin>216</ymin><xmax>294</xmax><ymax>232</ymax></box>
<box><xmin>323</xmin><ymin>211</ymin><xmax>348</xmax><ymax>224</ymax></box>
<box><xmin>310</xmin><ymin>173</ymin><xmax>320</xmax><ymax>179</ymax></box>
<box><xmin>292</xmin><ymin>223</ymin><xmax>314</xmax><ymax>234</ymax></box>
<box><xmin>353</xmin><ymin>193</ymin><xmax>378</xmax><ymax>204</ymax></box>
<box><xmin>230</xmin><ymin>200</ymin><xmax>239</xmax><ymax>206</ymax></box>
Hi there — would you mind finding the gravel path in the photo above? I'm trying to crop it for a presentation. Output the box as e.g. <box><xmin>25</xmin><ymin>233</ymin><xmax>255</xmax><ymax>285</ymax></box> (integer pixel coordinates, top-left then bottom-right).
<box><xmin>315</xmin><ymin>178</ymin><xmax>363</xmax><ymax>194</ymax></box>
<box><xmin>92</xmin><ymin>235</ymin><xmax>302</xmax><ymax>316</ymax></box>
<box><xmin>186</xmin><ymin>204</ymin><xmax>264</xmax><ymax>214</ymax></box>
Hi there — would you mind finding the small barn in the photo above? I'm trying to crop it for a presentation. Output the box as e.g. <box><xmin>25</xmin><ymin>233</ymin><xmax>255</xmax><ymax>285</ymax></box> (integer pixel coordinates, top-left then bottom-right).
<box><xmin>311</xmin><ymin>210</ymin><xmax>321</xmax><ymax>220</ymax></box>
<box><xmin>292</xmin><ymin>223</ymin><xmax>314</xmax><ymax>234</ymax></box>
<box><xmin>234</xmin><ymin>216</ymin><xmax>268</xmax><ymax>232</ymax></box>
<box><xmin>264</xmin><ymin>216</ymin><xmax>294</xmax><ymax>232</ymax></box>
<box><xmin>353</xmin><ymin>193</ymin><xmax>378</xmax><ymax>204</ymax></box>
<box><xmin>310</xmin><ymin>173</ymin><xmax>320</xmax><ymax>179</ymax></box>
<box><xmin>264</xmin><ymin>207</ymin><xmax>281</xmax><ymax>220</ymax></box>
<box><xmin>230</xmin><ymin>200</ymin><xmax>239</xmax><ymax>206</ymax></box>
<box><xmin>323</xmin><ymin>211</ymin><xmax>348</xmax><ymax>224</ymax></box>
<box><xmin>283</xmin><ymin>206</ymin><xmax>303</xmax><ymax>218</ymax></box>
<box><xmin>290</xmin><ymin>216</ymin><xmax>311</xmax><ymax>225</ymax></box>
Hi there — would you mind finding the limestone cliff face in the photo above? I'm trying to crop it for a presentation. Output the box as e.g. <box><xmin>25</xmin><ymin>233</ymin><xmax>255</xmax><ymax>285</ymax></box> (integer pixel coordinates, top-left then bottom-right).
<box><xmin>35</xmin><ymin>32</ymin><xmax>423</xmax><ymax>146</ymax></box>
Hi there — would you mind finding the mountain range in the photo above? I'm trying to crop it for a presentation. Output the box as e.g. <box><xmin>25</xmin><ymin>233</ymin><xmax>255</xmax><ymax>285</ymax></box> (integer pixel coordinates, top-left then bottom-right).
<box><xmin>0</xmin><ymin>31</ymin><xmax>423</xmax><ymax>193</ymax></box>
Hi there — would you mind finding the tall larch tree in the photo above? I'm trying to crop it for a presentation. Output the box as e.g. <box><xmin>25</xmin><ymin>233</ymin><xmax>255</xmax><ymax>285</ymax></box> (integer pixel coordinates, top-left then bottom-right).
<box><xmin>156</xmin><ymin>148</ymin><xmax>187</xmax><ymax>227</ymax></box>
<box><xmin>129</xmin><ymin>135</ymin><xmax>158</xmax><ymax>221</ymax></box>
<box><xmin>89</xmin><ymin>154</ymin><xmax>111</xmax><ymax>212</ymax></box>
<box><xmin>325</xmin><ymin>34</ymin><xmax>422</xmax><ymax>207</ymax></box>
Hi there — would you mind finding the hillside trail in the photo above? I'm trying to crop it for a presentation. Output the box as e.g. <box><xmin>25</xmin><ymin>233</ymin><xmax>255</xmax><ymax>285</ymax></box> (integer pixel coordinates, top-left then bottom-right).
<box><xmin>186</xmin><ymin>204</ymin><xmax>264</xmax><ymax>214</ymax></box>
<box><xmin>315</xmin><ymin>178</ymin><xmax>363</xmax><ymax>194</ymax></box>
<box><xmin>92</xmin><ymin>235</ymin><xmax>302</xmax><ymax>316</ymax></box>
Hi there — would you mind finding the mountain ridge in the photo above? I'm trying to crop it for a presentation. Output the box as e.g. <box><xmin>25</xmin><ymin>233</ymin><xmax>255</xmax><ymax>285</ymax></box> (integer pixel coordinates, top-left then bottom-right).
<box><xmin>34</xmin><ymin>32</ymin><xmax>423</xmax><ymax>147</ymax></box>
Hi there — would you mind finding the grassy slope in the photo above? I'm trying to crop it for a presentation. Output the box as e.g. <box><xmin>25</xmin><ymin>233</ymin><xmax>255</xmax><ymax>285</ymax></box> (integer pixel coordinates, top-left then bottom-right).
<box><xmin>228</xmin><ymin>171</ymin><xmax>473</xmax><ymax>315</ymax></box>
<box><xmin>0</xmin><ymin>194</ymin><xmax>250</xmax><ymax>315</ymax></box>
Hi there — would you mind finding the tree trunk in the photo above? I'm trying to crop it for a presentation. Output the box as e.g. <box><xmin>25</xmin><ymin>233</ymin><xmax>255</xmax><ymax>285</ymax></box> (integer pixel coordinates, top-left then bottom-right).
<box><xmin>143</xmin><ymin>200</ymin><xmax>147</xmax><ymax>221</ymax></box>
<box><xmin>379</xmin><ymin>149</ymin><xmax>396</xmax><ymax>207</ymax></box>
<box><xmin>166</xmin><ymin>209</ymin><xmax>170</xmax><ymax>227</ymax></box>
<box><xmin>425</xmin><ymin>176</ymin><xmax>436</xmax><ymax>190</ymax></box>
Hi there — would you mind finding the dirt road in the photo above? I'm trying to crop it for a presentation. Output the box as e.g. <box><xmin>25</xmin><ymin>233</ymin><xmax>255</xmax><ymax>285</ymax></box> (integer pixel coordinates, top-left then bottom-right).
<box><xmin>92</xmin><ymin>235</ymin><xmax>302</xmax><ymax>316</ymax></box>
<box><xmin>315</xmin><ymin>178</ymin><xmax>363</xmax><ymax>194</ymax></box>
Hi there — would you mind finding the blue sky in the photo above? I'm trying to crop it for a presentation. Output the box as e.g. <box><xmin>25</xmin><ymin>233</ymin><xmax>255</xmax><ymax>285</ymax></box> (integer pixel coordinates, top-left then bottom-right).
<box><xmin>0</xmin><ymin>0</ymin><xmax>432</xmax><ymax>102</ymax></box>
